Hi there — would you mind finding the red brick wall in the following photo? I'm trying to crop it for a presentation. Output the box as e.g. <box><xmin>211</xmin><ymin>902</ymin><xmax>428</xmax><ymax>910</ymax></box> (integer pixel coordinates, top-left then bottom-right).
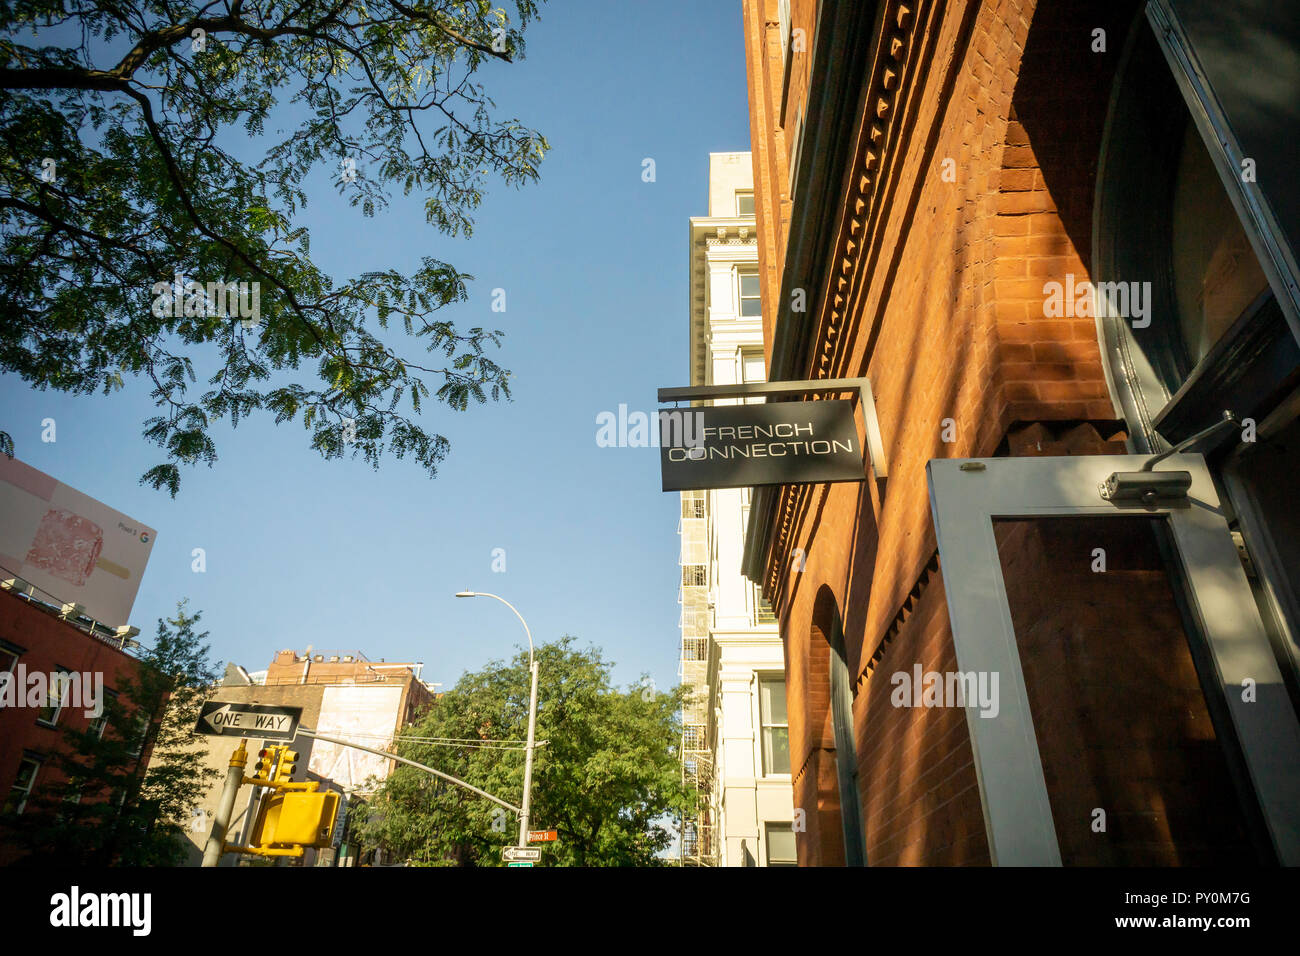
<box><xmin>743</xmin><ymin>0</ymin><xmax>792</xmax><ymax>367</ymax></box>
<box><xmin>743</xmin><ymin>0</ymin><xmax>828</xmax><ymax>369</ymax></box>
<box><xmin>0</xmin><ymin>590</ymin><xmax>155</xmax><ymax>863</ymax></box>
<box><xmin>743</xmin><ymin>0</ymin><xmax>1153</xmax><ymax>866</ymax></box>
<box><xmin>856</xmin><ymin>566</ymin><xmax>990</xmax><ymax>866</ymax></box>
<box><xmin>995</xmin><ymin>517</ymin><xmax>1257</xmax><ymax>865</ymax></box>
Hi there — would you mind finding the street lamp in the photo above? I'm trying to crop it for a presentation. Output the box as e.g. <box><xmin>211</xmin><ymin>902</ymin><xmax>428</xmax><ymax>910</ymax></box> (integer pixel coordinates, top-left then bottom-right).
<box><xmin>455</xmin><ymin>590</ymin><xmax>539</xmax><ymax>853</ymax></box>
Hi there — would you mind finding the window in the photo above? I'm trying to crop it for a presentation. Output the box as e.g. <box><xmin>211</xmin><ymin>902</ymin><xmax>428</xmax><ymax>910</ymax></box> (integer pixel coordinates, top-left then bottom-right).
<box><xmin>682</xmin><ymin>565</ymin><xmax>707</xmax><ymax>588</ymax></box>
<box><xmin>1094</xmin><ymin>11</ymin><xmax>1300</xmax><ymax>728</ymax></box>
<box><xmin>125</xmin><ymin>711</ymin><xmax>149</xmax><ymax>759</ymax></box>
<box><xmin>738</xmin><ymin>270</ymin><xmax>761</xmax><ymax>317</ymax></box>
<box><xmin>1170</xmin><ymin>122</ymin><xmax>1270</xmax><ymax>366</ymax></box>
<box><xmin>766</xmin><ymin>822</ymin><xmax>797</xmax><ymax>866</ymax></box>
<box><xmin>1095</xmin><ymin>16</ymin><xmax>1294</xmax><ymax>434</ymax></box>
<box><xmin>759</xmin><ymin>676</ymin><xmax>790</xmax><ymax>775</ymax></box>
<box><xmin>4</xmin><ymin>756</ymin><xmax>41</xmax><ymax>815</ymax></box>
<box><xmin>0</xmin><ymin>640</ymin><xmax>20</xmax><ymax>675</ymax></box>
<box><xmin>36</xmin><ymin>668</ymin><xmax>71</xmax><ymax>727</ymax></box>
<box><xmin>736</xmin><ymin>191</ymin><xmax>755</xmax><ymax>217</ymax></box>
<box><xmin>90</xmin><ymin>689</ymin><xmax>116</xmax><ymax>739</ymax></box>
<box><xmin>741</xmin><ymin>348</ymin><xmax>766</xmax><ymax>406</ymax></box>
<box><xmin>755</xmin><ymin>589</ymin><xmax>778</xmax><ymax>626</ymax></box>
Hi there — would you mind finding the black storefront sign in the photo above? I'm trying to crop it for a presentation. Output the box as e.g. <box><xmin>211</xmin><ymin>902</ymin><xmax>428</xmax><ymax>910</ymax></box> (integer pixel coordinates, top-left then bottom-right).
<box><xmin>659</xmin><ymin>400</ymin><xmax>865</xmax><ymax>491</ymax></box>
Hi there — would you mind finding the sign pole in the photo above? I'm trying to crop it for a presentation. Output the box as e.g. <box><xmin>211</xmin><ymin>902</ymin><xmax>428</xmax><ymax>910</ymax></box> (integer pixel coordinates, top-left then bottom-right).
<box><xmin>519</xmin><ymin>657</ymin><xmax>540</xmax><ymax>850</ymax></box>
<box><xmin>202</xmin><ymin>739</ymin><xmax>247</xmax><ymax>868</ymax></box>
<box><xmin>454</xmin><ymin>591</ymin><xmax>541</xmax><ymax>866</ymax></box>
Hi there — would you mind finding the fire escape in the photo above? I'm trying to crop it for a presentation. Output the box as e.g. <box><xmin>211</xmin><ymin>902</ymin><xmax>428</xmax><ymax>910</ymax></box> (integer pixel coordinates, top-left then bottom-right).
<box><xmin>678</xmin><ymin>489</ymin><xmax>716</xmax><ymax>865</ymax></box>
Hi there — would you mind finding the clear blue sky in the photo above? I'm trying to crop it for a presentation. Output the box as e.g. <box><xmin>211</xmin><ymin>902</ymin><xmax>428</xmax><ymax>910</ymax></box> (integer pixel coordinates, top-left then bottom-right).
<box><xmin>0</xmin><ymin>0</ymin><xmax>751</xmax><ymax>692</ymax></box>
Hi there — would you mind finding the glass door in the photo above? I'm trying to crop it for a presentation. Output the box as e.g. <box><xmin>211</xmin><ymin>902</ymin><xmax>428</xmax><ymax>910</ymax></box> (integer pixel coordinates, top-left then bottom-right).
<box><xmin>927</xmin><ymin>453</ymin><xmax>1300</xmax><ymax>866</ymax></box>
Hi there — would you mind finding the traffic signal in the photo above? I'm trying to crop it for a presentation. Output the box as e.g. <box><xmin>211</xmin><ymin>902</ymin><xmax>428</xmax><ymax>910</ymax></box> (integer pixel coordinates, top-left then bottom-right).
<box><xmin>252</xmin><ymin>747</ymin><xmax>275</xmax><ymax>781</ymax></box>
<box><xmin>250</xmin><ymin>791</ymin><xmax>341</xmax><ymax>848</ymax></box>
<box><xmin>274</xmin><ymin>749</ymin><xmax>299</xmax><ymax>783</ymax></box>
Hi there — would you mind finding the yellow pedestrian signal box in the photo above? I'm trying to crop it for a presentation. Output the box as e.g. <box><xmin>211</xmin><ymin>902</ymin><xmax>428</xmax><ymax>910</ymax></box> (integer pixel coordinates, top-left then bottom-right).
<box><xmin>251</xmin><ymin>791</ymin><xmax>341</xmax><ymax>849</ymax></box>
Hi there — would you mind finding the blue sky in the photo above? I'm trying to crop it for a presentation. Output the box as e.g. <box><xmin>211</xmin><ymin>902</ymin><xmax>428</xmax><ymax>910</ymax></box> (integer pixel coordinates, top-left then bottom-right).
<box><xmin>0</xmin><ymin>1</ymin><xmax>752</xmax><ymax>692</ymax></box>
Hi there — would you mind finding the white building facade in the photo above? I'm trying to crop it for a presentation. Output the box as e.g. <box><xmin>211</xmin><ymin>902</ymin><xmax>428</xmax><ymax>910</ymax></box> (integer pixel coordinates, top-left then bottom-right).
<box><xmin>679</xmin><ymin>153</ymin><xmax>795</xmax><ymax>867</ymax></box>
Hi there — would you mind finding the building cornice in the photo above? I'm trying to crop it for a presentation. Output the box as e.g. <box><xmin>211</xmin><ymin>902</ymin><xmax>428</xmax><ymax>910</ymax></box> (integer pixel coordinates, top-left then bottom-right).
<box><xmin>690</xmin><ymin>216</ymin><xmax>759</xmax><ymax>388</ymax></box>
<box><xmin>744</xmin><ymin>0</ymin><xmax>885</xmax><ymax>584</ymax></box>
<box><xmin>746</xmin><ymin>0</ymin><xmax>924</xmax><ymax>592</ymax></box>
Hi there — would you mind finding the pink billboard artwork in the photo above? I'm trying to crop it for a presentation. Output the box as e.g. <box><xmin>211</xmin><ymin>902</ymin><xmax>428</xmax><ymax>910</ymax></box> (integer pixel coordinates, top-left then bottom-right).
<box><xmin>25</xmin><ymin>508</ymin><xmax>131</xmax><ymax>587</ymax></box>
<box><xmin>0</xmin><ymin>455</ymin><xmax>155</xmax><ymax>626</ymax></box>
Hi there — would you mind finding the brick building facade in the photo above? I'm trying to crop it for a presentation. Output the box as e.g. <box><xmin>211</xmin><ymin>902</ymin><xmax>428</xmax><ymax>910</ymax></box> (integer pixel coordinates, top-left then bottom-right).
<box><xmin>740</xmin><ymin>0</ymin><xmax>1300</xmax><ymax>865</ymax></box>
<box><xmin>184</xmin><ymin>649</ymin><xmax>435</xmax><ymax>866</ymax></box>
<box><xmin>0</xmin><ymin>587</ymin><xmax>157</xmax><ymax>865</ymax></box>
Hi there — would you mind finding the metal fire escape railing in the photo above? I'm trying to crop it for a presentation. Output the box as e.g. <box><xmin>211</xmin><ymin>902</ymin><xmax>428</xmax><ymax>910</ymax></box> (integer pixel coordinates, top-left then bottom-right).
<box><xmin>678</xmin><ymin>490</ymin><xmax>716</xmax><ymax>866</ymax></box>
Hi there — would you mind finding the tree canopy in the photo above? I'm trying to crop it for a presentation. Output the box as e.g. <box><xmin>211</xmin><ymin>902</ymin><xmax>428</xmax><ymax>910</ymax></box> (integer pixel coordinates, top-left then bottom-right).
<box><xmin>0</xmin><ymin>1</ymin><xmax>549</xmax><ymax>493</ymax></box>
<box><xmin>355</xmin><ymin>637</ymin><xmax>693</xmax><ymax>866</ymax></box>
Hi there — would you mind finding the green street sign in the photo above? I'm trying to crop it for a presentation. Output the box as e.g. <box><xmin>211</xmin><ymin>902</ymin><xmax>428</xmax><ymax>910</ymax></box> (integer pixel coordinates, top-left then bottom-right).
<box><xmin>507</xmin><ymin>862</ymin><xmax>534</xmax><ymax>867</ymax></box>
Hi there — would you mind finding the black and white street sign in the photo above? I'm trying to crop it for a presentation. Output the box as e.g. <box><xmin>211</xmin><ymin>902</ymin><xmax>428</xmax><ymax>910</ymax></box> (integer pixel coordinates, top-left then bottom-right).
<box><xmin>659</xmin><ymin>399</ymin><xmax>866</xmax><ymax>491</ymax></box>
<box><xmin>501</xmin><ymin>846</ymin><xmax>542</xmax><ymax>863</ymax></box>
<box><xmin>194</xmin><ymin>701</ymin><xmax>302</xmax><ymax>740</ymax></box>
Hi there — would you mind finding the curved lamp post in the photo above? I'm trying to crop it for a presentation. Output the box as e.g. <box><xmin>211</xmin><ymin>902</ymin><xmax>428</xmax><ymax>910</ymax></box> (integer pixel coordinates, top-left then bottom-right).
<box><xmin>456</xmin><ymin>591</ymin><xmax>539</xmax><ymax>852</ymax></box>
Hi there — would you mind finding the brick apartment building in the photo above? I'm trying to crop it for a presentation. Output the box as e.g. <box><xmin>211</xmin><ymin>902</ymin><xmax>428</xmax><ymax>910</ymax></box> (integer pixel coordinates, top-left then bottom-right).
<box><xmin>185</xmin><ymin>649</ymin><xmax>435</xmax><ymax>866</ymax></box>
<box><xmin>0</xmin><ymin>586</ymin><xmax>158</xmax><ymax>865</ymax></box>
<box><xmin>739</xmin><ymin>0</ymin><xmax>1300</xmax><ymax>864</ymax></box>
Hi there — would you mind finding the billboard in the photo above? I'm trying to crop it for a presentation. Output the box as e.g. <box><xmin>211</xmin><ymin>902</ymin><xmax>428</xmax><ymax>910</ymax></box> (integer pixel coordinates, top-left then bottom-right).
<box><xmin>0</xmin><ymin>456</ymin><xmax>157</xmax><ymax>626</ymax></box>
<box><xmin>660</xmin><ymin>400</ymin><xmax>866</xmax><ymax>491</ymax></box>
<box><xmin>308</xmin><ymin>685</ymin><xmax>405</xmax><ymax>792</ymax></box>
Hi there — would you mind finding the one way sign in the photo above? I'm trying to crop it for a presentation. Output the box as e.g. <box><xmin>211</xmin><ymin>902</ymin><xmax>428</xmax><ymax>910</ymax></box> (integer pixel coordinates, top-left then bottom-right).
<box><xmin>501</xmin><ymin>846</ymin><xmax>541</xmax><ymax>863</ymax></box>
<box><xmin>195</xmin><ymin>701</ymin><xmax>302</xmax><ymax>740</ymax></box>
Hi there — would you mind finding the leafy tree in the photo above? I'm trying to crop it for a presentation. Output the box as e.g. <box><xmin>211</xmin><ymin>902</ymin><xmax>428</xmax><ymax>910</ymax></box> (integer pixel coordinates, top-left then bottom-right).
<box><xmin>0</xmin><ymin>1</ymin><xmax>548</xmax><ymax>494</ymax></box>
<box><xmin>2</xmin><ymin>600</ymin><xmax>220</xmax><ymax>865</ymax></box>
<box><xmin>355</xmin><ymin>636</ymin><xmax>693</xmax><ymax>866</ymax></box>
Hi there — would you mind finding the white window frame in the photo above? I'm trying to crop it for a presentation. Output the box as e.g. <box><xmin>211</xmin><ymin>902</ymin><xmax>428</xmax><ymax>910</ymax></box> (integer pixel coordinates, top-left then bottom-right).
<box><xmin>0</xmin><ymin>641</ymin><xmax>20</xmax><ymax>674</ymax></box>
<box><xmin>765</xmin><ymin>821</ymin><xmax>797</xmax><ymax>867</ymax></box>
<box><xmin>35</xmin><ymin>667</ymin><xmax>71</xmax><ymax>728</ymax></box>
<box><xmin>740</xmin><ymin>347</ymin><xmax>766</xmax><ymax>383</ymax></box>
<box><xmin>927</xmin><ymin>453</ymin><xmax>1300</xmax><ymax>865</ymax></box>
<box><xmin>758</xmin><ymin>673</ymin><xmax>790</xmax><ymax>777</ymax></box>
<box><xmin>753</xmin><ymin>584</ymin><xmax>777</xmax><ymax>627</ymax></box>
<box><xmin>736</xmin><ymin>268</ymin><xmax>761</xmax><ymax>319</ymax></box>
<box><xmin>90</xmin><ymin>688</ymin><xmax>116</xmax><ymax>739</ymax></box>
<box><xmin>6</xmin><ymin>755</ymin><xmax>41</xmax><ymax>815</ymax></box>
<box><xmin>736</xmin><ymin>190</ymin><xmax>755</xmax><ymax>217</ymax></box>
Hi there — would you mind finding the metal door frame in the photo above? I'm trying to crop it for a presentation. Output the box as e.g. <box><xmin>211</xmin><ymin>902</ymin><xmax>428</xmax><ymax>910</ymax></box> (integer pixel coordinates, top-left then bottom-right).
<box><xmin>927</xmin><ymin>453</ymin><xmax>1300</xmax><ymax>865</ymax></box>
